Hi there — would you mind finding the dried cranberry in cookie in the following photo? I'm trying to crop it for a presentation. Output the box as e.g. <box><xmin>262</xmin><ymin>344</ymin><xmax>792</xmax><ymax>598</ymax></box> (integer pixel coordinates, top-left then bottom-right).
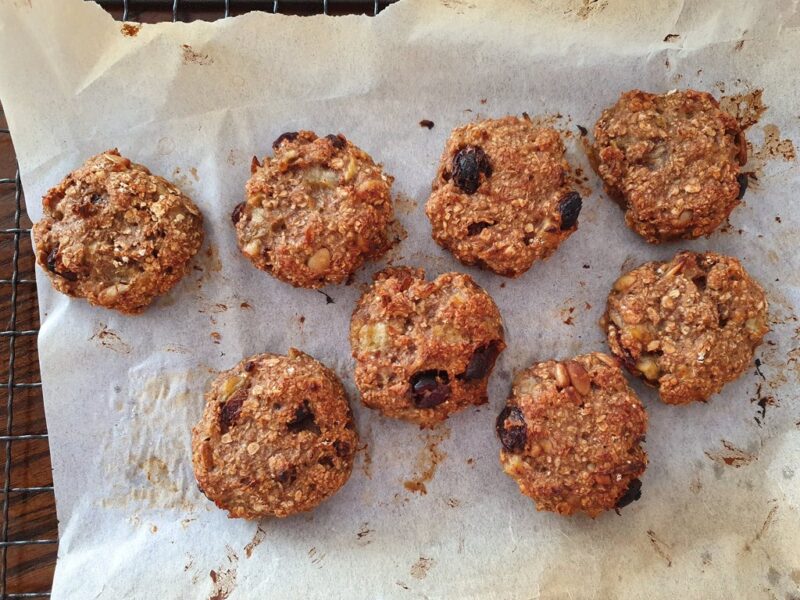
<box><xmin>426</xmin><ymin>116</ymin><xmax>581</xmax><ymax>277</ymax></box>
<box><xmin>350</xmin><ymin>267</ymin><xmax>505</xmax><ymax>427</ymax></box>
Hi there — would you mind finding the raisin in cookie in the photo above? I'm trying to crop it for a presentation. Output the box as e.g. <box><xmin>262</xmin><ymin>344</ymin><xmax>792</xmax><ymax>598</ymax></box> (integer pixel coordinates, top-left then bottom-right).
<box><xmin>592</xmin><ymin>89</ymin><xmax>747</xmax><ymax>242</ymax></box>
<box><xmin>192</xmin><ymin>349</ymin><xmax>358</xmax><ymax>519</ymax></box>
<box><xmin>234</xmin><ymin>131</ymin><xmax>395</xmax><ymax>288</ymax></box>
<box><xmin>497</xmin><ymin>352</ymin><xmax>647</xmax><ymax>517</ymax></box>
<box><xmin>603</xmin><ymin>251</ymin><xmax>768</xmax><ymax>405</ymax></box>
<box><xmin>350</xmin><ymin>267</ymin><xmax>505</xmax><ymax>427</ymax></box>
<box><xmin>425</xmin><ymin>116</ymin><xmax>582</xmax><ymax>277</ymax></box>
<box><xmin>32</xmin><ymin>149</ymin><xmax>203</xmax><ymax>314</ymax></box>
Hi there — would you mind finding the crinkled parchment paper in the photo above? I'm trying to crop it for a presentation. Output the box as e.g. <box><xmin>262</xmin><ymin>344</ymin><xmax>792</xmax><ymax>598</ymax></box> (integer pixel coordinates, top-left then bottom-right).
<box><xmin>0</xmin><ymin>0</ymin><xmax>798</xmax><ymax>598</ymax></box>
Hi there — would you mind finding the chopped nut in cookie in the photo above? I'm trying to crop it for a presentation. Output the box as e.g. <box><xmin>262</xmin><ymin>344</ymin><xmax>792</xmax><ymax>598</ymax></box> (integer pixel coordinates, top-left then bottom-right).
<box><xmin>592</xmin><ymin>89</ymin><xmax>746</xmax><ymax>242</ymax></box>
<box><xmin>32</xmin><ymin>149</ymin><xmax>204</xmax><ymax>314</ymax></box>
<box><xmin>235</xmin><ymin>130</ymin><xmax>396</xmax><ymax>288</ymax></box>
<box><xmin>497</xmin><ymin>352</ymin><xmax>647</xmax><ymax>517</ymax></box>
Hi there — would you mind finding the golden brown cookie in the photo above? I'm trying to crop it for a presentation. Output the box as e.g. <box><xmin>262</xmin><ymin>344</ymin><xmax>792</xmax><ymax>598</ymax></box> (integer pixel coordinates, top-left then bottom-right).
<box><xmin>192</xmin><ymin>349</ymin><xmax>358</xmax><ymax>519</ymax></box>
<box><xmin>350</xmin><ymin>267</ymin><xmax>505</xmax><ymax>427</ymax></box>
<box><xmin>603</xmin><ymin>251</ymin><xmax>769</xmax><ymax>405</ymax></box>
<box><xmin>426</xmin><ymin>116</ymin><xmax>582</xmax><ymax>277</ymax></box>
<box><xmin>497</xmin><ymin>352</ymin><xmax>647</xmax><ymax>517</ymax></box>
<box><xmin>234</xmin><ymin>131</ymin><xmax>395</xmax><ymax>288</ymax></box>
<box><xmin>32</xmin><ymin>149</ymin><xmax>203</xmax><ymax>314</ymax></box>
<box><xmin>592</xmin><ymin>89</ymin><xmax>747</xmax><ymax>242</ymax></box>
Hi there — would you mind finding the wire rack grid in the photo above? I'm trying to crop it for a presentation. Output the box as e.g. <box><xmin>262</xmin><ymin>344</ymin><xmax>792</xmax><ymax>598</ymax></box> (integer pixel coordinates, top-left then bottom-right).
<box><xmin>0</xmin><ymin>1</ymin><xmax>396</xmax><ymax>597</ymax></box>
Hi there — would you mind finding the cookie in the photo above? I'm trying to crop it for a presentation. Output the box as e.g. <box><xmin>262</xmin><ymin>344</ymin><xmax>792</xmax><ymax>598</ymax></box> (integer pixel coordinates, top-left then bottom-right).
<box><xmin>192</xmin><ymin>349</ymin><xmax>358</xmax><ymax>519</ymax></box>
<box><xmin>497</xmin><ymin>352</ymin><xmax>647</xmax><ymax>517</ymax></box>
<box><xmin>425</xmin><ymin>116</ymin><xmax>582</xmax><ymax>277</ymax></box>
<box><xmin>603</xmin><ymin>251</ymin><xmax>769</xmax><ymax>405</ymax></box>
<box><xmin>350</xmin><ymin>267</ymin><xmax>505</xmax><ymax>427</ymax></box>
<box><xmin>234</xmin><ymin>131</ymin><xmax>395</xmax><ymax>288</ymax></box>
<box><xmin>592</xmin><ymin>89</ymin><xmax>747</xmax><ymax>242</ymax></box>
<box><xmin>32</xmin><ymin>149</ymin><xmax>203</xmax><ymax>314</ymax></box>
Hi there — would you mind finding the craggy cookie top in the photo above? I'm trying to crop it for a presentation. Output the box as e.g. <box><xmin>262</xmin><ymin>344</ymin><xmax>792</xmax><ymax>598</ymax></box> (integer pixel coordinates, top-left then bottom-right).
<box><xmin>234</xmin><ymin>131</ymin><xmax>395</xmax><ymax>288</ymax></box>
<box><xmin>497</xmin><ymin>352</ymin><xmax>647</xmax><ymax>517</ymax></box>
<box><xmin>603</xmin><ymin>251</ymin><xmax>768</xmax><ymax>405</ymax></box>
<box><xmin>426</xmin><ymin>116</ymin><xmax>582</xmax><ymax>277</ymax></box>
<box><xmin>592</xmin><ymin>89</ymin><xmax>747</xmax><ymax>242</ymax></box>
<box><xmin>33</xmin><ymin>149</ymin><xmax>203</xmax><ymax>314</ymax></box>
<box><xmin>192</xmin><ymin>349</ymin><xmax>358</xmax><ymax>519</ymax></box>
<box><xmin>350</xmin><ymin>267</ymin><xmax>505</xmax><ymax>427</ymax></box>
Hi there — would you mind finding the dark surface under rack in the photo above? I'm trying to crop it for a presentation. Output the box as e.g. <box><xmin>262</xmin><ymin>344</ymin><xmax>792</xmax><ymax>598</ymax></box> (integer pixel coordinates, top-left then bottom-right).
<box><xmin>0</xmin><ymin>1</ymin><xmax>397</xmax><ymax>597</ymax></box>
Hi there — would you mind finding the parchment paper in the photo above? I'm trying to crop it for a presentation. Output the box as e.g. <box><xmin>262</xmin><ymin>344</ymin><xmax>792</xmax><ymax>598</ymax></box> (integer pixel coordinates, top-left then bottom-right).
<box><xmin>0</xmin><ymin>1</ymin><xmax>798</xmax><ymax>598</ymax></box>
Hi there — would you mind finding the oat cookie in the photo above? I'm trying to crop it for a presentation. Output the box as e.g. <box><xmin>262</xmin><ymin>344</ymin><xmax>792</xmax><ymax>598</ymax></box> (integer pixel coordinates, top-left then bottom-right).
<box><xmin>32</xmin><ymin>149</ymin><xmax>203</xmax><ymax>314</ymax></box>
<box><xmin>350</xmin><ymin>267</ymin><xmax>505</xmax><ymax>427</ymax></box>
<box><xmin>234</xmin><ymin>131</ymin><xmax>395</xmax><ymax>288</ymax></box>
<box><xmin>603</xmin><ymin>251</ymin><xmax>768</xmax><ymax>405</ymax></box>
<box><xmin>592</xmin><ymin>89</ymin><xmax>747</xmax><ymax>242</ymax></box>
<box><xmin>192</xmin><ymin>349</ymin><xmax>358</xmax><ymax>519</ymax></box>
<box><xmin>497</xmin><ymin>352</ymin><xmax>647</xmax><ymax>517</ymax></box>
<box><xmin>426</xmin><ymin>116</ymin><xmax>582</xmax><ymax>277</ymax></box>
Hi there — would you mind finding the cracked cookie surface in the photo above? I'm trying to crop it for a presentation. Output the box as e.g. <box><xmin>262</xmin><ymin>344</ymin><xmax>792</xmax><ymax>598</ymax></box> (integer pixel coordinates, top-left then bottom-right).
<box><xmin>350</xmin><ymin>267</ymin><xmax>505</xmax><ymax>427</ymax></box>
<box><xmin>33</xmin><ymin>149</ymin><xmax>203</xmax><ymax>314</ymax></box>
<box><xmin>497</xmin><ymin>352</ymin><xmax>647</xmax><ymax>517</ymax></box>
<box><xmin>234</xmin><ymin>131</ymin><xmax>395</xmax><ymax>288</ymax></box>
<box><xmin>603</xmin><ymin>251</ymin><xmax>768</xmax><ymax>404</ymax></box>
<box><xmin>592</xmin><ymin>89</ymin><xmax>746</xmax><ymax>242</ymax></box>
<box><xmin>426</xmin><ymin>116</ymin><xmax>581</xmax><ymax>277</ymax></box>
<box><xmin>192</xmin><ymin>349</ymin><xmax>358</xmax><ymax>519</ymax></box>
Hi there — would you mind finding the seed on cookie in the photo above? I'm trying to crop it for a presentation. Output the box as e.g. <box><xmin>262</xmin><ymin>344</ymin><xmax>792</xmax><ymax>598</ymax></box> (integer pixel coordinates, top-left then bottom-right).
<box><xmin>592</xmin><ymin>89</ymin><xmax>746</xmax><ymax>242</ymax></box>
<box><xmin>234</xmin><ymin>130</ymin><xmax>395</xmax><ymax>288</ymax></box>
<box><xmin>426</xmin><ymin>116</ymin><xmax>582</xmax><ymax>278</ymax></box>
<box><xmin>32</xmin><ymin>149</ymin><xmax>204</xmax><ymax>314</ymax></box>
<box><xmin>191</xmin><ymin>349</ymin><xmax>358</xmax><ymax>519</ymax></box>
<box><xmin>349</xmin><ymin>267</ymin><xmax>505</xmax><ymax>427</ymax></box>
<box><xmin>497</xmin><ymin>352</ymin><xmax>648</xmax><ymax>517</ymax></box>
<box><xmin>603</xmin><ymin>251</ymin><xmax>769</xmax><ymax>404</ymax></box>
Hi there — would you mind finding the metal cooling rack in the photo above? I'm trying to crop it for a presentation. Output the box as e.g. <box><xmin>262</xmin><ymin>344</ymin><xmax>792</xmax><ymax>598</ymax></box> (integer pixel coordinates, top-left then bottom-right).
<box><xmin>0</xmin><ymin>1</ymin><xmax>396</xmax><ymax>597</ymax></box>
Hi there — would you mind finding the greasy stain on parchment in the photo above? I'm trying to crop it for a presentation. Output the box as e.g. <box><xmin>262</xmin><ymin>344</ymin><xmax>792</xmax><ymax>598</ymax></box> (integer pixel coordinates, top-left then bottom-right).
<box><xmin>243</xmin><ymin>524</ymin><xmax>266</xmax><ymax>559</ymax></box>
<box><xmin>720</xmin><ymin>89</ymin><xmax>767</xmax><ymax>130</ymax></box>
<box><xmin>564</xmin><ymin>0</ymin><xmax>608</xmax><ymax>19</ymax></box>
<box><xmin>719</xmin><ymin>89</ymin><xmax>796</xmax><ymax>177</ymax></box>
<box><xmin>207</xmin><ymin>545</ymin><xmax>238</xmax><ymax>600</ymax></box>
<box><xmin>394</xmin><ymin>194</ymin><xmax>417</xmax><ymax>217</ymax></box>
<box><xmin>403</xmin><ymin>427</ymin><xmax>450</xmax><ymax>495</ymax></box>
<box><xmin>181</xmin><ymin>44</ymin><xmax>214</xmax><ymax>66</ymax></box>
<box><xmin>409</xmin><ymin>556</ymin><xmax>435</xmax><ymax>580</ymax></box>
<box><xmin>748</xmin><ymin>124</ymin><xmax>797</xmax><ymax>172</ymax></box>
<box><xmin>705</xmin><ymin>439</ymin><xmax>758</xmax><ymax>468</ymax></box>
<box><xmin>100</xmin><ymin>368</ymin><xmax>210</xmax><ymax>514</ymax></box>
<box><xmin>89</xmin><ymin>323</ymin><xmax>131</xmax><ymax>354</ymax></box>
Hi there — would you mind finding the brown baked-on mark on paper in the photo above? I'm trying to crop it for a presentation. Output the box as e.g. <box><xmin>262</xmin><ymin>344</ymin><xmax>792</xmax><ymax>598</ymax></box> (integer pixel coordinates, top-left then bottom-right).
<box><xmin>192</xmin><ymin>349</ymin><xmax>358</xmax><ymax>519</ymax></box>
<box><xmin>591</xmin><ymin>89</ymin><xmax>746</xmax><ymax>243</ymax></box>
<box><xmin>497</xmin><ymin>352</ymin><xmax>647</xmax><ymax>518</ymax></box>
<box><xmin>32</xmin><ymin>149</ymin><xmax>204</xmax><ymax>314</ymax></box>
<box><xmin>603</xmin><ymin>251</ymin><xmax>769</xmax><ymax>405</ymax></box>
<box><xmin>234</xmin><ymin>130</ymin><xmax>395</xmax><ymax>289</ymax></box>
<box><xmin>426</xmin><ymin>115</ymin><xmax>582</xmax><ymax>278</ymax></box>
<box><xmin>350</xmin><ymin>266</ymin><xmax>505</xmax><ymax>428</ymax></box>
